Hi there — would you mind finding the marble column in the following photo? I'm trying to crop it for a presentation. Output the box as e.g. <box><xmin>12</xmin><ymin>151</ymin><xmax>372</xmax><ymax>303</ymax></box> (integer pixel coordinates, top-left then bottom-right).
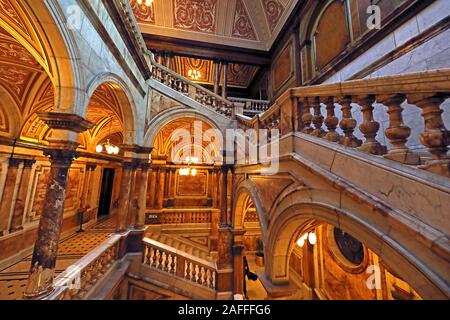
<box><xmin>232</xmin><ymin>244</ymin><xmax>245</xmax><ymax>295</ymax></box>
<box><xmin>126</xmin><ymin>164</ymin><xmax>138</xmax><ymax>227</ymax></box>
<box><xmin>148</xmin><ymin>168</ymin><xmax>157</xmax><ymax>209</ymax></box>
<box><xmin>82</xmin><ymin>163</ymin><xmax>97</xmax><ymax>210</ymax></box>
<box><xmin>135</xmin><ymin>163</ymin><xmax>149</xmax><ymax>229</ymax></box>
<box><xmin>9</xmin><ymin>159</ymin><xmax>36</xmax><ymax>233</ymax></box>
<box><xmin>156</xmin><ymin>168</ymin><xmax>166</xmax><ymax>209</ymax></box>
<box><xmin>23</xmin><ymin>112</ymin><xmax>92</xmax><ymax>300</ymax></box>
<box><xmin>222</xmin><ymin>62</ymin><xmax>228</xmax><ymax>100</ymax></box>
<box><xmin>23</xmin><ymin>147</ymin><xmax>78</xmax><ymax>299</ymax></box>
<box><xmin>214</xmin><ymin>60</ymin><xmax>221</xmax><ymax>95</ymax></box>
<box><xmin>116</xmin><ymin>161</ymin><xmax>134</xmax><ymax>233</ymax></box>
<box><xmin>0</xmin><ymin>158</ymin><xmax>21</xmax><ymax>236</ymax></box>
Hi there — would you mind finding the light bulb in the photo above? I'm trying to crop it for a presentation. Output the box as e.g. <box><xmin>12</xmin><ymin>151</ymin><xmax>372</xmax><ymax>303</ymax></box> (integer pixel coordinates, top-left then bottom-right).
<box><xmin>107</xmin><ymin>146</ymin><xmax>115</xmax><ymax>154</ymax></box>
<box><xmin>114</xmin><ymin>146</ymin><xmax>120</xmax><ymax>155</ymax></box>
<box><xmin>296</xmin><ymin>234</ymin><xmax>307</xmax><ymax>247</ymax></box>
<box><xmin>308</xmin><ymin>232</ymin><xmax>317</xmax><ymax>245</ymax></box>
<box><xmin>96</xmin><ymin>145</ymin><xmax>103</xmax><ymax>153</ymax></box>
<box><xmin>191</xmin><ymin>168</ymin><xmax>197</xmax><ymax>176</ymax></box>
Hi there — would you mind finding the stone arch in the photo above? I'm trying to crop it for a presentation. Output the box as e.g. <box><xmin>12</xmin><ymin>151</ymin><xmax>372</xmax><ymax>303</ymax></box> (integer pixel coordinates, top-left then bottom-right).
<box><xmin>85</xmin><ymin>73</ymin><xmax>138</xmax><ymax>145</ymax></box>
<box><xmin>266</xmin><ymin>201</ymin><xmax>449</xmax><ymax>300</ymax></box>
<box><xmin>144</xmin><ymin>108</ymin><xmax>227</xmax><ymax>149</ymax></box>
<box><xmin>233</xmin><ymin>179</ymin><xmax>268</xmax><ymax>245</ymax></box>
<box><xmin>0</xmin><ymin>87</ymin><xmax>21</xmax><ymax>138</ymax></box>
<box><xmin>1</xmin><ymin>0</ymin><xmax>83</xmax><ymax>114</ymax></box>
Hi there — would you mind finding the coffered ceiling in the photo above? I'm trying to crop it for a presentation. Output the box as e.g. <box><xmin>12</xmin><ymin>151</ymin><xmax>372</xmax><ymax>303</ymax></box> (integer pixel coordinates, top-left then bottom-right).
<box><xmin>130</xmin><ymin>0</ymin><xmax>299</xmax><ymax>51</ymax></box>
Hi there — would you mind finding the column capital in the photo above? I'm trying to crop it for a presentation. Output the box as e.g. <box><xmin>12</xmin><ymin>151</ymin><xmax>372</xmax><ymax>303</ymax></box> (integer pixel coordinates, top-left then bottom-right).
<box><xmin>23</xmin><ymin>159</ymin><xmax>36</xmax><ymax>168</ymax></box>
<box><xmin>44</xmin><ymin>144</ymin><xmax>79</xmax><ymax>167</ymax></box>
<box><xmin>86</xmin><ymin>163</ymin><xmax>97</xmax><ymax>171</ymax></box>
<box><xmin>37</xmin><ymin>112</ymin><xmax>93</xmax><ymax>132</ymax></box>
<box><xmin>232</xmin><ymin>244</ymin><xmax>245</xmax><ymax>255</ymax></box>
<box><xmin>8</xmin><ymin>158</ymin><xmax>22</xmax><ymax>167</ymax></box>
<box><xmin>140</xmin><ymin>162</ymin><xmax>151</xmax><ymax>171</ymax></box>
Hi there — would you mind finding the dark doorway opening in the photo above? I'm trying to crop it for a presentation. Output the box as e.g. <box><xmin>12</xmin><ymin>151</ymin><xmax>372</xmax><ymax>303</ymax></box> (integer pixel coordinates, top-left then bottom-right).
<box><xmin>98</xmin><ymin>168</ymin><xmax>115</xmax><ymax>218</ymax></box>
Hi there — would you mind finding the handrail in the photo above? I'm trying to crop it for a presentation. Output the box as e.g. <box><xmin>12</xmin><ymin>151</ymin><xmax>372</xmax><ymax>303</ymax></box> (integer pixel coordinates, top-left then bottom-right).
<box><xmin>229</xmin><ymin>97</ymin><xmax>271</xmax><ymax>113</ymax></box>
<box><xmin>142</xmin><ymin>237</ymin><xmax>217</xmax><ymax>289</ymax></box>
<box><xmin>47</xmin><ymin>234</ymin><xmax>121</xmax><ymax>300</ymax></box>
<box><xmin>148</xmin><ymin>52</ymin><xmax>235</xmax><ymax>118</ymax></box>
<box><xmin>237</xmin><ymin>69</ymin><xmax>450</xmax><ymax>177</ymax></box>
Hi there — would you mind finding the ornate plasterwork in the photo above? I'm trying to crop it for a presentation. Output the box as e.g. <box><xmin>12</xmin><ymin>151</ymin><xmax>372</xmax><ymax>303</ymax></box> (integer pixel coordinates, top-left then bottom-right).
<box><xmin>129</xmin><ymin>0</ymin><xmax>155</xmax><ymax>24</ymax></box>
<box><xmin>232</xmin><ymin>0</ymin><xmax>257</xmax><ymax>41</ymax></box>
<box><xmin>262</xmin><ymin>0</ymin><xmax>285</xmax><ymax>33</ymax></box>
<box><xmin>173</xmin><ymin>0</ymin><xmax>217</xmax><ymax>34</ymax></box>
<box><xmin>131</xmin><ymin>0</ymin><xmax>297</xmax><ymax>50</ymax></box>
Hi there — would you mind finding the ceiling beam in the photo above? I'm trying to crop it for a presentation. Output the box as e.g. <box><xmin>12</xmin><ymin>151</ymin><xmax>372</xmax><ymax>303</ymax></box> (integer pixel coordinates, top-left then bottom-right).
<box><xmin>144</xmin><ymin>34</ymin><xmax>271</xmax><ymax>66</ymax></box>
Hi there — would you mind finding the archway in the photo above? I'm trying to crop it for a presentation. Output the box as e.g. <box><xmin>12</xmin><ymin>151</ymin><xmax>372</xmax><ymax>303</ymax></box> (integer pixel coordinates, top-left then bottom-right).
<box><xmin>266</xmin><ymin>202</ymin><xmax>447</xmax><ymax>300</ymax></box>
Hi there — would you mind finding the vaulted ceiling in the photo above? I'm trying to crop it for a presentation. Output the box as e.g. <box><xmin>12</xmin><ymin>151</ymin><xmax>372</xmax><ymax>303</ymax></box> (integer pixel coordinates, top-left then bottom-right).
<box><xmin>130</xmin><ymin>0</ymin><xmax>299</xmax><ymax>51</ymax></box>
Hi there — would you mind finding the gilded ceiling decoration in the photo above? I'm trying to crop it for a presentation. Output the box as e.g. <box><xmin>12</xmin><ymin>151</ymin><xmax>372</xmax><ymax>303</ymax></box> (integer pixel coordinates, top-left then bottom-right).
<box><xmin>129</xmin><ymin>0</ymin><xmax>155</xmax><ymax>24</ymax></box>
<box><xmin>173</xmin><ymin>0</ymin><xmax>217</xmax><ymax>34</ymax></box>
<box><xmin>171</xmin><ymin>55</ymin><xmax>259</xmax><ymax>89</ymax></box>
<box><xmin>232</xmin><ymin>0</ymin><xmax>257</xmax><ymax>41</ymax></box>
<box><xmin>152</xmin><ymin>118</ymin><xmax>219</xmax><ymax>163</ymax></box>
<box><xmin>0</xmin><ymin>0</ymin><xmax>50</xmax><ymax>75</ymax></box>
<box><xmin>131</xmin><ymin>0</ymin><xmax>298</xmax><ymax>50</ymax></box>
<box><xmin>262</xmin><ymin>0</ymin><xmax>285</xmax><ymax>33</ymax></box>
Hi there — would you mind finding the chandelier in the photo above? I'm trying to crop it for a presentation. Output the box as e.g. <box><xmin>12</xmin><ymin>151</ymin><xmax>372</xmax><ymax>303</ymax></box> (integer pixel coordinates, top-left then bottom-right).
<box><xmin>96</xmin><ymin>139</ymin><xmax>120</xmax><ymax>155</ymax></box>
<box><xmin>179</xmin><ymin>156</ymin><xmax>199</xmax><ymax>176</ymax></box>
<box><xmin>188</xmin><ymin>69</ymin><xmax>201</xmax><ymax>81</ymax></box>
<box><xmin>296</xmin><ymin>232</ymin><xmax>317</xmax><ymax>247</ymax></box>
<box><xmin>137</xmin><ymin>0</ymin><xmax>154</xmax><ymax>6</ymax></box>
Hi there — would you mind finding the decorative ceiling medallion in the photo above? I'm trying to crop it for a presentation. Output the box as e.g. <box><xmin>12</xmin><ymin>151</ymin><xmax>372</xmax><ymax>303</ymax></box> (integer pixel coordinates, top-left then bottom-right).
<box><xmin>173</xmin><ymin>0</ymin><xmax>217</xmax><ymax>34</ymax></box>
<box><xmin>129</xmin><ymin>0</ymin><xmax>155</xmax><ymax>24</ymax></box>
<box><xmin>262</xmin><ymin>0</ymin><xmax>285</xmax><ymax>33</ymax></box>
<box><xmin>232</xmin><ymin>0</ymin><xmax>257</xmax><ymax>41</ymax></box>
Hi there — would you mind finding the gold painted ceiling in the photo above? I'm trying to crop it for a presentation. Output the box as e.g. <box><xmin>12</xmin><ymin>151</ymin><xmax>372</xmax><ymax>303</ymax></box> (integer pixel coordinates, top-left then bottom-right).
<box><xmin>171</xmin><ymin>56</ymin><xmax>259</xmax><ymax>88</ymax></box>
<box><xmin>130</xmin><ymin>0</ymin><xmax>298</xmax><ymax>51</ymax></box>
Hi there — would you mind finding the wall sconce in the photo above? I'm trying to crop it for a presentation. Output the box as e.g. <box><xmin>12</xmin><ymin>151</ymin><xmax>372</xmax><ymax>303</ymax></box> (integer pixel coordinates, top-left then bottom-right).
<box><xmin>296</xmin><ymin>232</ymin><xmax>317</xmax><ymax>247</ymax></box>
<box><xmin>179</xmin><ymin>156</ymin><xmax>199</xmax><ymax>176</ymax></box>
<box><xmin>188</xmin><ymin>69</ymin><xmax>201</xmax><ymax>80</ymax></box>
<box><xmin>96</xmin><ymin>139</ymin><xmax>119</xmax><ymax>155</ymax></box>
<box><xmin>137</xmin><ymin>0</ymin><xmax>154</xmax><ymax>6</ymax></box>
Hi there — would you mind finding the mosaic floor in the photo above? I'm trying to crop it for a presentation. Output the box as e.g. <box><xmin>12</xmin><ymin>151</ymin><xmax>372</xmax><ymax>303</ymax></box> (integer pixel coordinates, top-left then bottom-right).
<box><xmin>0</xmin><ymin>216</ymin><xmax>116</xmax><ymax>300</ymax></box>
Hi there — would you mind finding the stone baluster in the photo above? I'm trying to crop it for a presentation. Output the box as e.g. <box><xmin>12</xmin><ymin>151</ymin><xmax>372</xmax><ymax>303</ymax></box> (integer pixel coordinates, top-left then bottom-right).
<box><xmin>408</xmin><ymin>94</ymin><xmax>450</xmax><ymax>177</ymax></box>
<box><xmin>322</xmin><ymin>96</ymin><xmax>341</xmax><ymax>142</ymax></box>
<box><xmin>0</xmin><ymin>158</ymin><xmax>21</xmax><ymax>236</ymax></box>
<box><xmin>311</xmin><ymin>97</ymin><xmax>325</xmax><ymax>137</ymax></box>
<box><xmin>357</xmin><ymin>95</ymin><xmax>387</xmax><ymax>155</ymax></box>
<box><xmin>300</xmin><ymin>98</ymin><xmax>313</xmax><ymax>134</ymax></box>
<box><xmin>9</xmin><ymin>159</ymin><xmax>36</xmax><ymax>233</ymax></box>
<box><xmin>378</xmin><ymin>95</ymin><xmax>420</xmax><ymax>164</ymax></box>
<box><xmin>338</xmin><ymin>96</ymin><xmax>362</xmax><ymax>148</ymax></box>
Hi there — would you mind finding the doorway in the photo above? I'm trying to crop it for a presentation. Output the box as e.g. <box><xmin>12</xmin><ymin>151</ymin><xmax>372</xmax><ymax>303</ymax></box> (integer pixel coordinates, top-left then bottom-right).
<box><xmin>98</xmin><ymin>168</ymin><xmax>115</xmax><ymax>218</ymax></box>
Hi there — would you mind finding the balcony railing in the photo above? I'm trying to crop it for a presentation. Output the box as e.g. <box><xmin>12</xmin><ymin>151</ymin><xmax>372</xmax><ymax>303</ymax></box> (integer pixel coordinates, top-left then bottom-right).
<box><xmin>148</xmin><ymin>53</ymin><xmax>235</xmax><ymax>118</ymax></box>
<box><xmin>229</xmin><ymin>97</ymin><xmax>271</xmax><ymax>115</ymax></box>
<box><xmin>237</xmin><ymin>69</ymin><xmax>450</xmax><ymax>177</ymax></box>
<box><xmin>142</xmin><ymin>237</ymin><xmax>217</xmax><ymax>290</ymax></box>
<box><xmin>47</xmin><ymin>234</ymin><xmax>121</xmax><ymax>300</ymax></box>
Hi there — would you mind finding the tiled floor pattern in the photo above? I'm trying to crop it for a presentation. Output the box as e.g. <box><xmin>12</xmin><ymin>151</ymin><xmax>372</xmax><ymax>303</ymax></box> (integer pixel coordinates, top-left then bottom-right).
<box><xmin>0</xmin><ymin>216</ymin><xmax>115</xmax><ymax>300</ymax></box>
